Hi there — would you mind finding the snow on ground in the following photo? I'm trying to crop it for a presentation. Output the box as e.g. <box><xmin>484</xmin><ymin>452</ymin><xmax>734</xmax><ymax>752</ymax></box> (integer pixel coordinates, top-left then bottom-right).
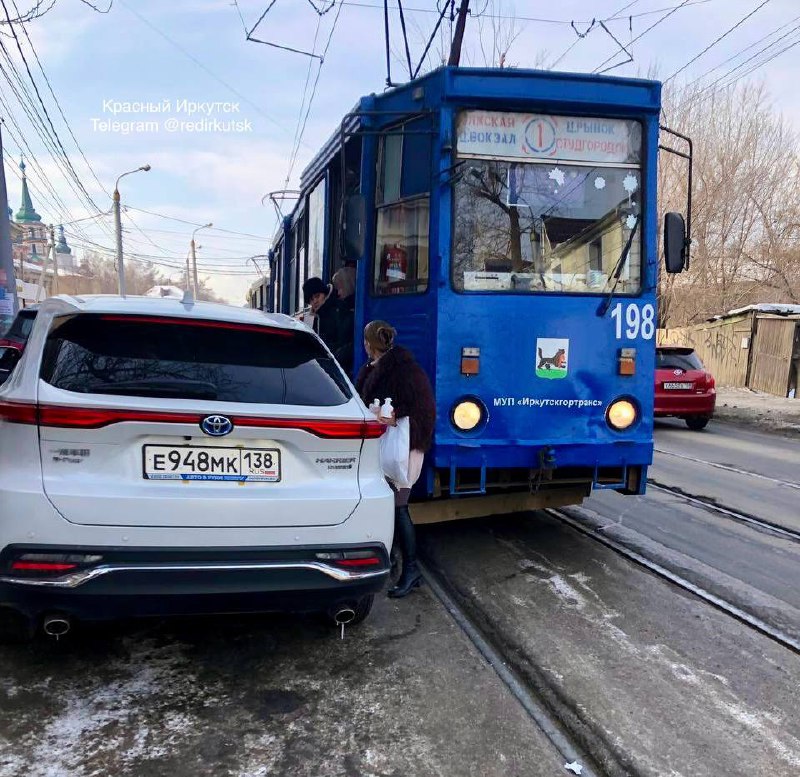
<box><xmin>714</xmin><ymin>387</ymin><xmax>800</xmax><ymax>437</ymax></box>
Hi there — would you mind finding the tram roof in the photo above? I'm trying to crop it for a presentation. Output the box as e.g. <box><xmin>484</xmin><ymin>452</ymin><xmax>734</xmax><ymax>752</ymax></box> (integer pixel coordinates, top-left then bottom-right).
<box><xmin>299</xmin><ymin>66</ymin><xmax>661</xmax><ymax>190</ymax></box>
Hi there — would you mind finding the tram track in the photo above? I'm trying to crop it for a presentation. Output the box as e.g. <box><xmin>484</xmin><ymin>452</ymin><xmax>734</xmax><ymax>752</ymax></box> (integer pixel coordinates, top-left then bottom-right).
<box><xmin>653</xmin><ymin>447</ymin><xmax>800</xmax><ymax>492</ymax></box>
<box><xmin>420</xmin><ymin>560</ymin><xmax>604</xmax><ymax>777</ymax></box>
<box><xmin>646</xmin><ymin>478</ymin><xmax>800</xmax><ymax>544</ymax></box>
<box><xmin>545</xmin><ymin>508</ymin><xmax>800</xmax><ymax>656</ymax></box>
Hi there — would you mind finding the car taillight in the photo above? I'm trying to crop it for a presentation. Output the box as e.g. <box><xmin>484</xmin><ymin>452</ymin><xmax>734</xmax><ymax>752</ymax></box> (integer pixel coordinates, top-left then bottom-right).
<box><xmin>315</xmin><ymin>550</ymin><xmax>383</xmax><ymax>567</ymax></box>
<box><xmin>2</xmin><ymin>402</ymin><xmax>385</xmax><ymax>439</ymax></box>
<box><xmin>0</xmin><ymin>400</ymin><xmax>38</xmax><ymax>425</ymax></box>
<box><xmin>7</xmin><ymin>552</ymin><xmax>103</xmax><ymax>576</ymax></box>
<box><xmin>11</xmin><ymin>562</ymin><xmax>77</xmax><ymax>572</ymax></box>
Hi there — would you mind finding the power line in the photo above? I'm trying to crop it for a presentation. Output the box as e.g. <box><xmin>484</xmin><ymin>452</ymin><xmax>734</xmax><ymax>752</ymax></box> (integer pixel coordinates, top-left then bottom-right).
<box><xmin>663</xmin><ymin>0</ymin><xmax>772</xmax><ymax>83</ymax></box>
<box><xmin>123</xmin><ymin>205</ymin><xmax>271</xmax><ymax>240</ymax></box>
<box><xmin>10</xmin><ymin>0</ymin><xmax>109</xmax><ymax>197</ymax></box>
<box><xmin>686</xmin><ymin>13</ymin><xmax>800</xmax><ymax>87</ymax></box>
<box><xmin>283</xmin><ymin>0</ymin><xmax>345</xmax><ymax>187</ymax></box>
<box><xmin>0</xmin><ymin>0</ymin><xmax>103</xmax><ymax>211</ymax></box>
<box><xmin>593</xmin><ymin>0</ymin><xmax>693</xmax><ymax>73</ymax></box>
<box><xmin>116</xmin><ymin>0</ymin><xmax>303</xmax><ymax>144</ymax></box>
<box><xmin>338</xmin><ymin>0</ymin><xmax>714</xmax><ymax>25</ymax></box>
<box><xmin>686</xmin><ymin>24</ymin><xmax>800</xmax><ymax>107</ymax></box>
<box><xmin>283</xmin><ymin>11</ymin><xmax>325</xmax><ymax>189</ymax></box>
<box><xmin>548</xmin><ymin>0</ymin><xmax>642</xmax><ymax>71</ymax></box>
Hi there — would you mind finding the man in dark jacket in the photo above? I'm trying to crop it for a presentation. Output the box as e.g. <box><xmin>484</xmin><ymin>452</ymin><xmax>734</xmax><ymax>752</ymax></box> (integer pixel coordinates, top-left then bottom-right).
<box><xmin>302</xmin><ymin>277</ymin><xmax>341</xmax><ymax>355</ymax></box>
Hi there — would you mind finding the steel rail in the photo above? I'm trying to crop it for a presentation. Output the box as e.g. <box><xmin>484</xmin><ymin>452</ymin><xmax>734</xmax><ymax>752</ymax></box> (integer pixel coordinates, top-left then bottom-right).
<box><xmin>653</xmin><ymin>448</ymin><xmax>800</xmax><ymax>492</ymax></box>
<box><xmin>546</xmin><ymin>508</ymin><xmax>800</xmax><ymax>656</ymax></box>
<box><xmin>647</xmin><ymin>479</ymin><xmax>800</xmax><ymax>544</ymax></box>
<box><xmin>420</xmin><ymin>560</ymin><xmax>601</xmax><ymax>777</ymax></box>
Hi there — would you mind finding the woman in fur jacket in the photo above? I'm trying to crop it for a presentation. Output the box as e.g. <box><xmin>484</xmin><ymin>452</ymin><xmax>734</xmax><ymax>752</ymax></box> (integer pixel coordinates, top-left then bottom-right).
<box><xmin>355</xmin><ymin>320</ymin><xmax>436</xmax><ymax>598</ymax></box>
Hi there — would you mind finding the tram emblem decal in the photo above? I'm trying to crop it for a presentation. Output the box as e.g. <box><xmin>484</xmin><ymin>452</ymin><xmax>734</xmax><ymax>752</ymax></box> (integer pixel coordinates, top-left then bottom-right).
<box><xmin>536</xmin><ymin>338</ymin><xmax>569</xmax><ymax>379</ymax></box>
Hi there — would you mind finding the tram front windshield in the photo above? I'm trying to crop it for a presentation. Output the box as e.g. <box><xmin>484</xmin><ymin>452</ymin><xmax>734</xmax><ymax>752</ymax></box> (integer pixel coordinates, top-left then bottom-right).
<box><xmin>452</xmin><ymin>111</ymin><xmax>643</xmax><ymax>295</ymax></box>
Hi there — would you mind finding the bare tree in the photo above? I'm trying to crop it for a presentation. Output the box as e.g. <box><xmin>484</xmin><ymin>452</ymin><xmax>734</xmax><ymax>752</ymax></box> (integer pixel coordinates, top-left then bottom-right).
<box><xmin>658</xmin><ymin>80</ymin><xmax>800</xmax><ymax>327</ymax></box>
<box><xmin>56</xmin><ymin>251</ymin><xmax>225</xmax><ymax>303</ymax></box>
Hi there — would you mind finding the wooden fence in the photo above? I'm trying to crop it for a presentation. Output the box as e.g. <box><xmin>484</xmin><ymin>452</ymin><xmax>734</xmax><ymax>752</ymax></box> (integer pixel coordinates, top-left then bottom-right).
<box><xmin>749</xmin><ymin>317</ymin><xmax>797</xmax><ymax>396</ymax></box>
<box><xmin>658</xmin><ymin>313</ymin><xmax>799</xmax><ymax>396</ymax></box>
<box><xmin>658</xmin><ymin>313</ymin><xmax>754</xmax><ymax>388</ymax></box>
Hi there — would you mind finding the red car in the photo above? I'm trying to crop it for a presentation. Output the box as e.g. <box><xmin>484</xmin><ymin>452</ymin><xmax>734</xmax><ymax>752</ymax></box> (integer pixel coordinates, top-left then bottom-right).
<box><xmin>0</xmin><ymin>307</ymin><xmax>36</xmax><ymax>353</ymax></box>
<box><xmin>654</xmin><ymin>346</ymin><xmax>716</xmax><ymax>430</ymax></box>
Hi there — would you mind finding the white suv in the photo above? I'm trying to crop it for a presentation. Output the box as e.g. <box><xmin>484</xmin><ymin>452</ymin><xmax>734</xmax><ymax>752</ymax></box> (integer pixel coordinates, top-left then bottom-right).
<box><xmin>0</xmin><ymin>295</ymin><xmax>393</xmax><ymax>640</ymax></box>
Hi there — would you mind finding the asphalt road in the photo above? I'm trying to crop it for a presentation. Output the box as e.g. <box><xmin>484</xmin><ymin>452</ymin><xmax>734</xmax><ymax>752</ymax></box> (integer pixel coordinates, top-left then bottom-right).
<box><xmin>0</xmin><ymin>592</ymin><xmax>567</xmax><ymax>777</ymax></box>
<box><xmin>2</xmin><ymin>416</ymin><xmax>798</xmax><ymax>776</ymax></box>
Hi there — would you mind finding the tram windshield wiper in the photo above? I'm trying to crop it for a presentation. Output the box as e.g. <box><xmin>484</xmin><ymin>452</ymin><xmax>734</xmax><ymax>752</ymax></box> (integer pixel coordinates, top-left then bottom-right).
<box><xmin>596</xmin><ymin>216</ymin><xmax>639</xmax><ymax>317</ymax></box>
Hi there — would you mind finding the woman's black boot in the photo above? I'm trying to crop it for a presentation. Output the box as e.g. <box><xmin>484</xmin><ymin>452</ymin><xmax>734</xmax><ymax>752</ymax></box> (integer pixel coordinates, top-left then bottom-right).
<box><xmin>388</xmin><ymin>505</ymin><xmax>422</xmax><ymax>598</ymax></box>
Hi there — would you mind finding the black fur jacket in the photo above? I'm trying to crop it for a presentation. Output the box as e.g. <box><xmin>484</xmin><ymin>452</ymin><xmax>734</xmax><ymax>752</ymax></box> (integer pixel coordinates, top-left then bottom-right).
<box><xmin>355</xmin><ymin>346</ymin><xmax>436</xmax><ymax>452</ymax></box>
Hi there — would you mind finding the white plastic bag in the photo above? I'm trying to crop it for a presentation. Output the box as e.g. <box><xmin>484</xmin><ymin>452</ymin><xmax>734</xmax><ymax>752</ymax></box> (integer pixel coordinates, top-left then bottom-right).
<box><xmin>379</xmin><ymin>416</ymin><xmax>411</xmax><ymax>488</ymax></box>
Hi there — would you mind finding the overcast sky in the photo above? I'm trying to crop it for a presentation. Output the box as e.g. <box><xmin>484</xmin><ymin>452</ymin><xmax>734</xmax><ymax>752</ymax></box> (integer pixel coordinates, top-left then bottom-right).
<box><xmin>3</xmin><ymin>0</ymin><xmax>799</xmax><ymax>303</ymax></box>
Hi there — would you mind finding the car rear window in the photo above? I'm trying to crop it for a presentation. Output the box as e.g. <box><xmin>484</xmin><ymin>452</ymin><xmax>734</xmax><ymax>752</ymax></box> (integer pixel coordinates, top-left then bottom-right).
<box><xmin>4</xmin><ymin>310</ymin><xmax>36</xmax><ymax>340</ymax></box>
<box><xmin>656</xmin><ymin>349</ymin><xmax>704</xmax><ymax>371</ymax></box>
<box><xmin>40</xmin><ymin>314</ymin><xmax>352</xmax><ymax>406</ymax></box>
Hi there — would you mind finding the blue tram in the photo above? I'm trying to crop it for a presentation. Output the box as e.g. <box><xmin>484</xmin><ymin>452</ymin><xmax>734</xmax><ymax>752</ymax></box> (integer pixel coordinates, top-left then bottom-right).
<box><xmin>255</xmin><ymin>66</ymin><xmax>690</xmax><ymax>523</ymax></box>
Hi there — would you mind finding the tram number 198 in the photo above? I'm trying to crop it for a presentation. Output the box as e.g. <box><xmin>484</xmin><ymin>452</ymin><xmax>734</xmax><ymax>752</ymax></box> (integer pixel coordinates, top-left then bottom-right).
<box><xmin>611</xmin><ymin>303</ymin><xmax>655</xmax><ymax>340</ymax></box>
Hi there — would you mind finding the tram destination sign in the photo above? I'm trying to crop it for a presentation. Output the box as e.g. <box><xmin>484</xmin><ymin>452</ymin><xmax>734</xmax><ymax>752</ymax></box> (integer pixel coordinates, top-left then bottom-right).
<box><xmin>456</xmin><ymin>110</ymin><xmax>641</xmax><ymax>165</ymax></box>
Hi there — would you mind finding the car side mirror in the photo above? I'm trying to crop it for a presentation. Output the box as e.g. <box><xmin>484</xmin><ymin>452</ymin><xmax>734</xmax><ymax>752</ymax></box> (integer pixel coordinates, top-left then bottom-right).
<box><xmin>0</xmin><ymin>346</ymin><xmax>21</xmax><ymax>385</ymax></box>
<box><xmin>344</xmin><ymin>194</ymin><xmax>366</xmax><ymax>261</ymax></box>
<box><xmin>664</xmin><ymin>212</ymin><xmax>687</xmax><ymax>274</ymax></box>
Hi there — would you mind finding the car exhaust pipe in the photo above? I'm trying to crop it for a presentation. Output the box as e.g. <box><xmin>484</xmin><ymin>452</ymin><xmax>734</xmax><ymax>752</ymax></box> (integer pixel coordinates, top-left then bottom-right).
<box><xmin>42</xmin><ymin>613</ymin><xmax>71</xmax><ymax>638</ymax></box>
<box><xmin>333</xmin><ymin>607</ymin><xmax>356</xmax><ymax>626</ymax></box>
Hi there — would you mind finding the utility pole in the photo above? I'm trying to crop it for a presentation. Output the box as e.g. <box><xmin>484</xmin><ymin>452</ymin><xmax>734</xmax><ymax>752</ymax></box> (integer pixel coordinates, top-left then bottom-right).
<box><xmin>38</xmin><ymin>225</ymin><xmax>49</xmax><ymax>295</ymax></box>
<box><xmin>113</xmin><ymin>164</ymin><xmax>151</xmax><ymax>297</ymax></box>
<box><xmin>0</xmin><ymin>122</ymin><xmax>19</xmax><ymax>321</ymax></box>
<box><xmin>50</xmin><ymin>224</ymin><xmax>59</xmax><ymax>296</ymax></box>
<box><xmin>113</xmin><ymin>187</ymin><xmax>124</xmax><ymax>296</ymax></box>
<box><xmin>190</xmin><ymin>222</ymin><xmax>212</xmax><ymax>299</ymax></box>
<box><xmin>447</xmin><ymin>0</ymin><xmax>470</xmax><ymax>67</ymax></box>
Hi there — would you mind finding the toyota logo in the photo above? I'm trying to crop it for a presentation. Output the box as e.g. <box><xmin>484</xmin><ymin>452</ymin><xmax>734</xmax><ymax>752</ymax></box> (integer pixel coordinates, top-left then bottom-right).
<box><xmin>673</xmin><ymin>369</ymin><xmax>684</xmax><ymax>376</ymax></box>
<box><xmin>201</xmin><ymin>415</ymin><xmax>233</xmax><ymax>437</ymax></box>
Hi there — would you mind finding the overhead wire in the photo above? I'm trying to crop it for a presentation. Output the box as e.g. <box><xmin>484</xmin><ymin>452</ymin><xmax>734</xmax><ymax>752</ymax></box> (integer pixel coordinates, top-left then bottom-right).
<box><xmin>0</xmin><ymin>0</ymin><xmax>103</xmax><ymax>211</ymax></box>
<box><xmin>663</xmin><ymin>0</ymin><xmax>773</xmax><ymax>83</ymax></box>
<box><xmin>592</xmin><ymin>0</ymin><xmax>692</xmax><ymax>73</ymax></box>
<box><xmin>283</xmin><ymin>10</ymin><xmax>325</xmax><ymax>189</ymax></box>
<box><xmin>0</xmin><ymin>49</ymin><xmax>103</xmax><ymax>231</ymax></box>
<box><xmin>685</xmin><ymin>24</ymin><xmax>800</xmax><ymax>107</ymax></box>
<box><xmin>686</xmin><ymin>13</ymin><xmax>800</xmax><ymax>87</ymax></box>
<box><xmin>548</xmin><ymin>0</ymin><xmax>643</xmax><ymax>71</ymax></box>
<box><xmin>116</xmin><ymin>0</ymin><xmax>302</xmax><ymax>144</ymax></box>
<box><xmin>283</xmin><ymin>0</ymin><xmax>345</xmax><ymax>188</ymax></box>
<box><xmin>337</xmin><ymin>0</ymin><xmax>715</xmax><ymax>25</ymax></box>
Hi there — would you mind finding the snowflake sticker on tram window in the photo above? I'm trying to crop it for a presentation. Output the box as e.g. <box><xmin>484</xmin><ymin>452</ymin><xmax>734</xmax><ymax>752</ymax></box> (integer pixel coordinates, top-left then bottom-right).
<box><xmin>625</xmin><ymin>214</ymin><xmax>638</xmax><ymax>230</ymax></box>
<box><xmin>548</xmin><ymin>167</ymin><xmax>565</xmax><ymax>187</ymax></box>
<box><xmin>536</xmin><ymin>338</ymin><xmax>569</xmax><ymax>379</ymax></box>
<box><xmin>622</xmin><ymin>173</ymin><xmax>638</xmax><ymax>194</ymax></box>
<box><xmin>594</xmin><ymin>176</ymin><xmax>606</xmax><ymax>190</ymax></box>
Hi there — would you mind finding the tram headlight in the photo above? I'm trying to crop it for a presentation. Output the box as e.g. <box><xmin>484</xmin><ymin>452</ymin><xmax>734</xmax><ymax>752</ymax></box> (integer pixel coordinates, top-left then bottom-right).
<box><xmin>452</xmin><ymin>399</ymin><xmax>483</xmax><ymax>431</ymax></box>
<box><xmin>606</xmin><ymin>398</ymin><xmax>638</xmax><ymax>431</ymax></box>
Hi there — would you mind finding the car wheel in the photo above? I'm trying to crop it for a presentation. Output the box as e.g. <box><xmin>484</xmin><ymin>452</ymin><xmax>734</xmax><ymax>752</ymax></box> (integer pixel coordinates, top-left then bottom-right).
<box><xmin>0</xmin><ymin>608</ymin><xmax>34</xmax><ymax>644</ymax></box>
<box><xmin>685</xmin><ymin>416</ymin><xmax>710</xmax><ymax>431</ymax></box>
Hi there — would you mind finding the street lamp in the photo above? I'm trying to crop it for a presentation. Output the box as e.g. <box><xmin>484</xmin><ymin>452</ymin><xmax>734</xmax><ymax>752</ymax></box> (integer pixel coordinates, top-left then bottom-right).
<box><xmin>113</xmin><ymin>164</ymin><xmax>151</xmax><ymax>296</ymax></box>
<box><xmin>190</xmin><ymin>222</ymin><xmax>212</xmax><ymax>298</ymax></box>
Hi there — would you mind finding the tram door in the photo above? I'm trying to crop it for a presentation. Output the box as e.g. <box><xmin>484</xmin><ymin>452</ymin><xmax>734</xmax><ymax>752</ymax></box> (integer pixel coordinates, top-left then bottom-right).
<box><xmin>361</xmin><ymin>118</ymin><xmax>434</xmax><ymax>379</ymax></box>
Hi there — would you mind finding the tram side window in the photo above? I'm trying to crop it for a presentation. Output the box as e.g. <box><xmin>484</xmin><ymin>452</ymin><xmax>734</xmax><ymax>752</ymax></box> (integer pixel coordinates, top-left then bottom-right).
<box><xmin>373</xmin><ymin>118</ymin><xmax>431</xmax><ymax>296</ymax></box>
<box><xmin>307</xmin><ymin>179</ymin><xmax>325</xmax><ymax>281</ymax></box>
